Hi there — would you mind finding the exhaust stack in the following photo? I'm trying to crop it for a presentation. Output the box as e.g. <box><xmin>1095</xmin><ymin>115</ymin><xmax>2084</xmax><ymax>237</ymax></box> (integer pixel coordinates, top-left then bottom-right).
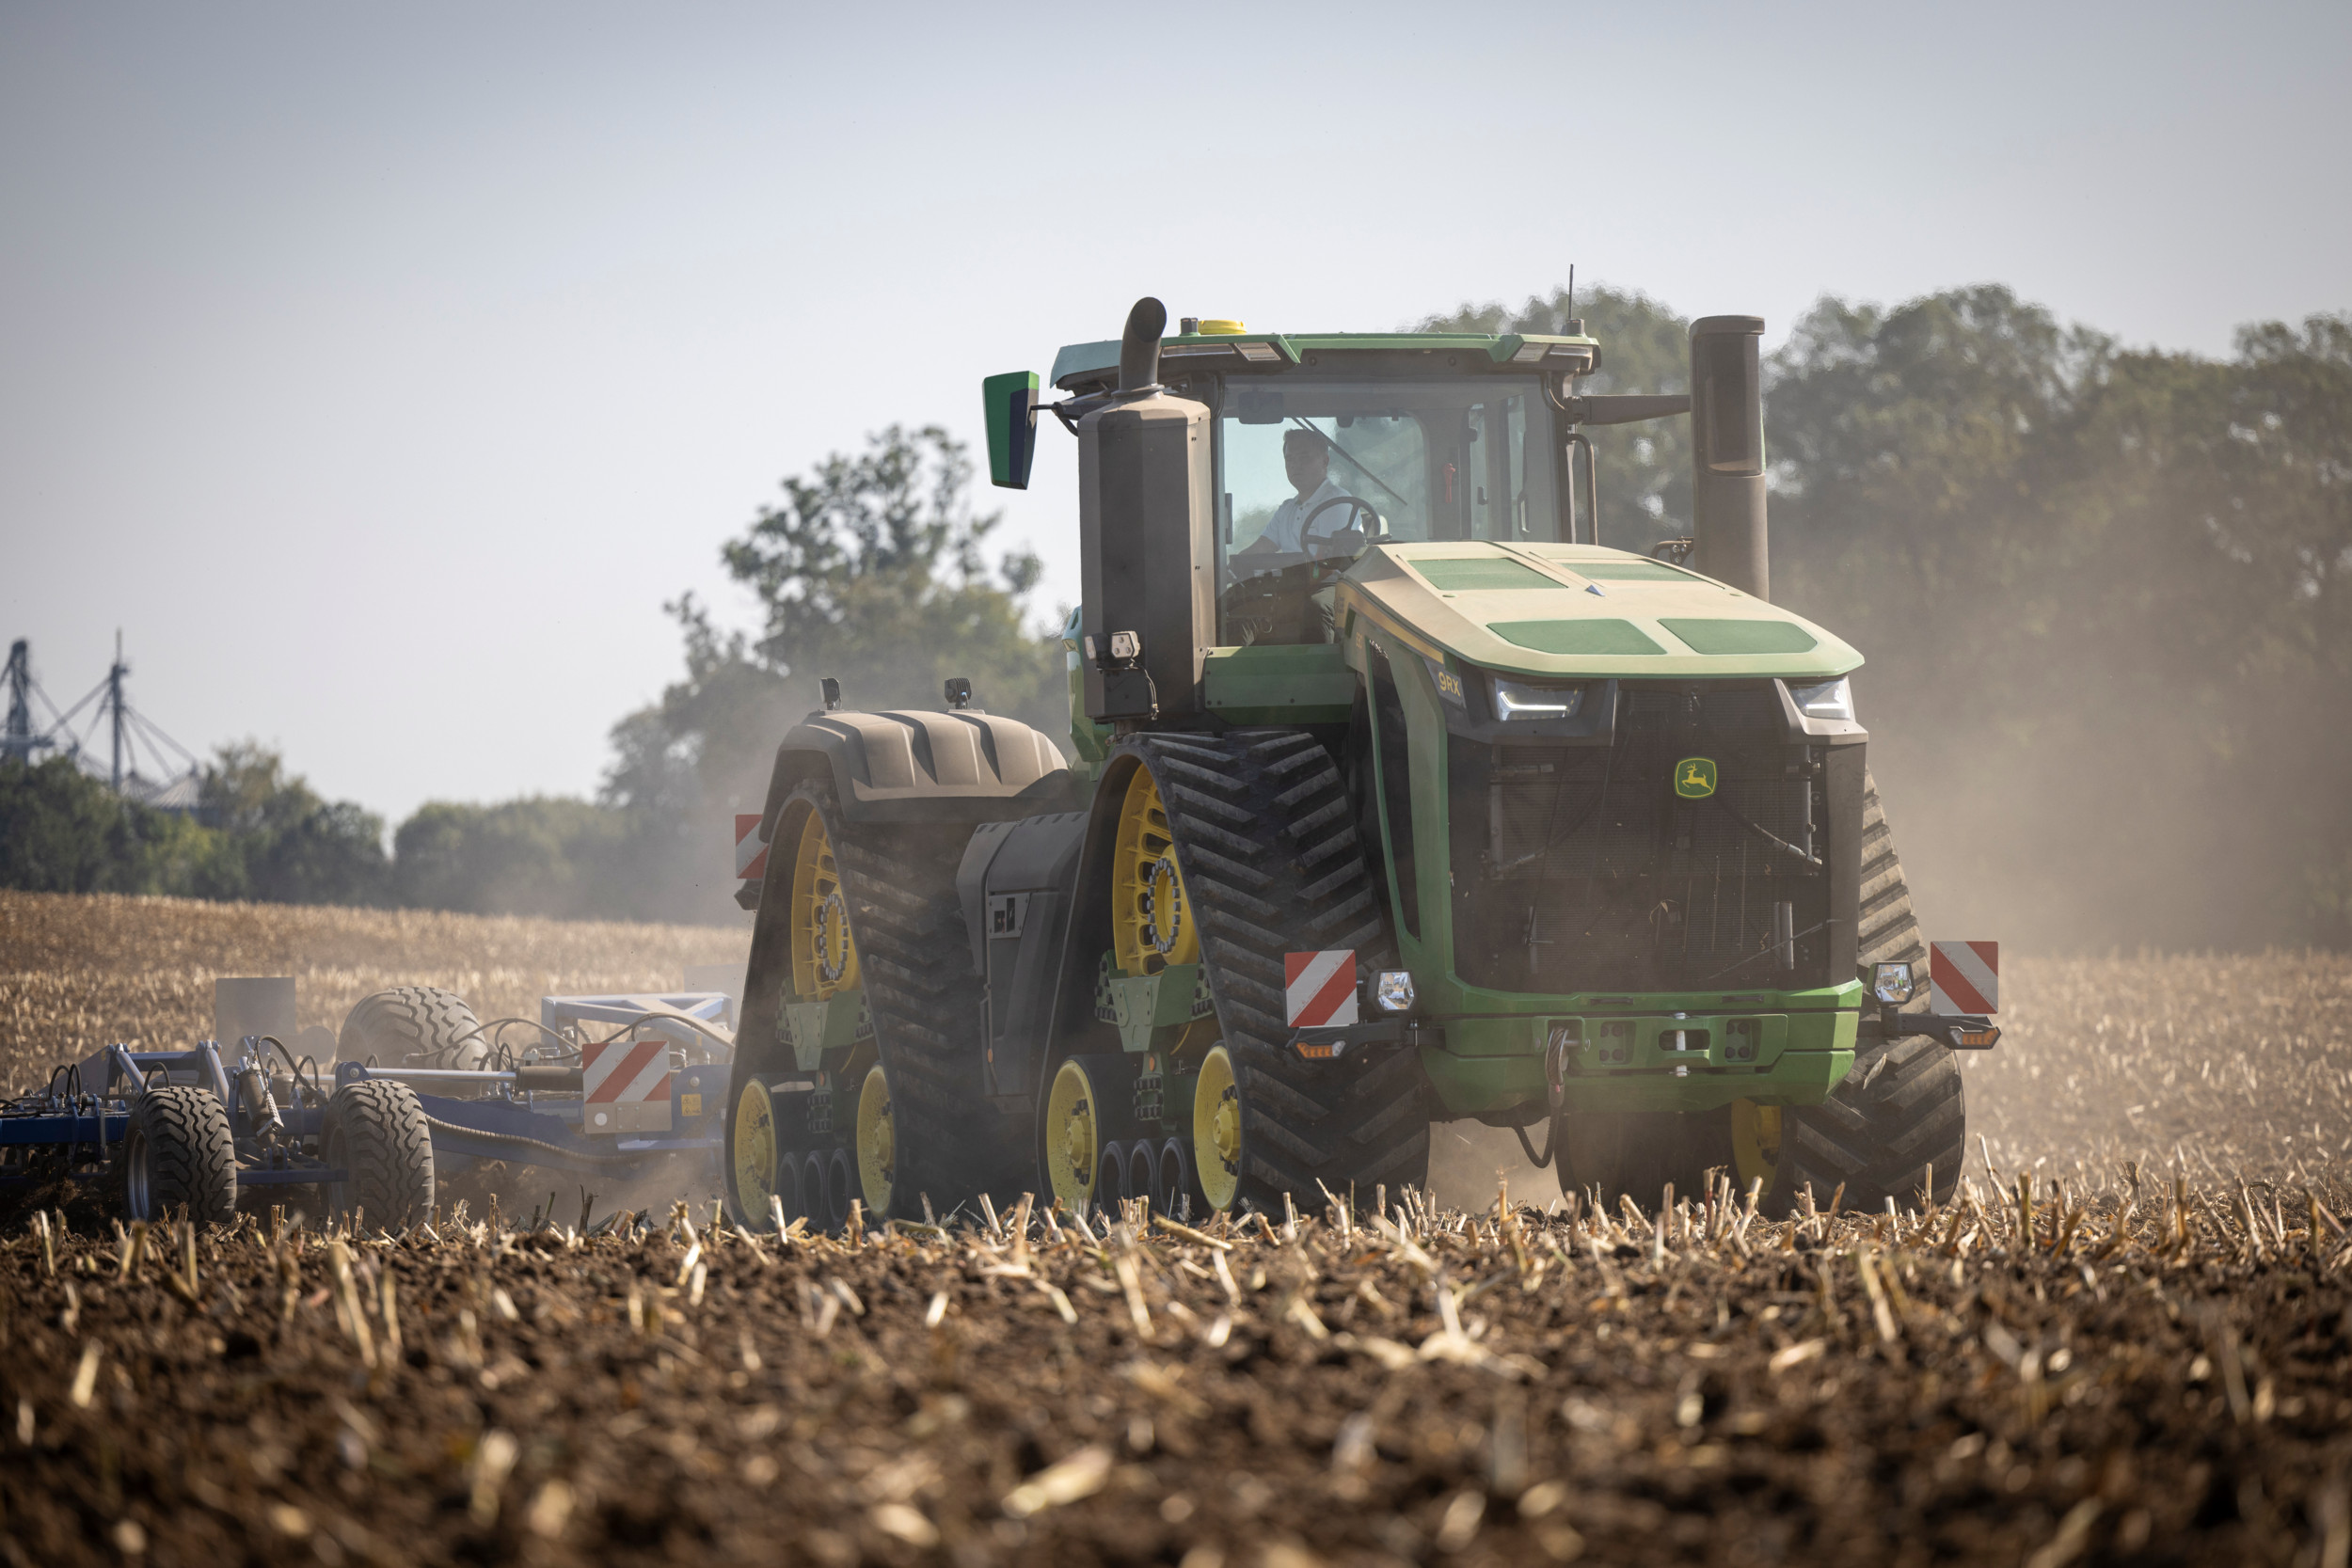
<box><xmin>1078</xmin><ymin>296</ymin><xmax>1214</xmax><ymax>724</ymax></box>
<box><xmin>1688</xmin><ymin>315</ymin><xmax>1769</xmax><ymax>601</ymax></box>
<box><xmin>1117</xmin><ymin>296</ymin><xmax>1168</xmax><ymax>394</ymax></box>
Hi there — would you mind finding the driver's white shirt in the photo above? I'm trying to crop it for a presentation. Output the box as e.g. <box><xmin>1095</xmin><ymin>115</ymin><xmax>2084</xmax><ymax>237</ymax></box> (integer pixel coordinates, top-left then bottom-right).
<box><xmin>1259</xmin><ymin>478</ymin><xmax>1355</xmax><ymax>555</ymax></box>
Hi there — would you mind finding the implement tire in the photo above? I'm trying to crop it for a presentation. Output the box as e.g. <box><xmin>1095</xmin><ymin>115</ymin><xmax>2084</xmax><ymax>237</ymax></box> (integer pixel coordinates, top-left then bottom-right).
<box><xmin>1770</xmin><ymin>770</ymin><xmax>1963</xmax><ymax>1211</ymax></box>
<box><xmin>339</xmin><ymin>987</ymin><xmax>488</xmax><ymax>1072</ymax></box>
<box><xmin>322</xmin><ymin>1080</ymin><xmax>436</xmax><ymax>1231</ymax></box>
<box><xmin>1122</xmin><ymin>730</ymin><xmax>1428</xmax><ymax>1212</ymax></box>
<box><xmin>120</xmin><ymin>1085</ymin><xmax>237</xmax><ymax>1225</ymax></box>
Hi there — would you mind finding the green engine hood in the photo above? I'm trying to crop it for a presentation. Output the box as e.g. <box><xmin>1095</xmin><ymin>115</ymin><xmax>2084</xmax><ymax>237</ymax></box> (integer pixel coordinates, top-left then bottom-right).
<box><xmin>1336</xmin><ymin>541</ymin><xmax>1862</xmax><ymax>680</ymax></box>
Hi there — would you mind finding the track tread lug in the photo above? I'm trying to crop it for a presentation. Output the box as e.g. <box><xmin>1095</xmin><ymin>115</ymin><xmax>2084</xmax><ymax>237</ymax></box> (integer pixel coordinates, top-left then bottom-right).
<box><xmin>1119</xmin><ymin>729</ymin><xmax>1429</xmax><ymax>1211</ymax></box>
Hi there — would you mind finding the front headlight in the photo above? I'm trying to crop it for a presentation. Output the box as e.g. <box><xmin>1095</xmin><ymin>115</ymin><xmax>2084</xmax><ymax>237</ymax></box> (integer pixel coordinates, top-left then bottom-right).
<box><xmin>1872</xmin><ymin>961</ymin><xmax>1915</xmax><ymax>1005</ymax></box>
<box><xmin>1493</xmin><ymin>679</ymin><xmax>1581</xmax><ymax>721</ymax></box>
<box><xmin>1373</xmin><ymin>970</ymin><xmax>1417</xmax><ymax>1013</ymax></box>
<box><xmin>1790</xmin><ymin>675</ymin><xmax>1856</xmax><ymax>722</ymax></box>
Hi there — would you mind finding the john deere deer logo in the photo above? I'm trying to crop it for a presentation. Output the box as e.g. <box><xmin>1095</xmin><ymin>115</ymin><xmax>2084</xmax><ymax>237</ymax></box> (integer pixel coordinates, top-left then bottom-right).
<box><xmin>1674</xmin><ymin>757</ymin><xmax>1718</xmax><ymax>799</ymax></box>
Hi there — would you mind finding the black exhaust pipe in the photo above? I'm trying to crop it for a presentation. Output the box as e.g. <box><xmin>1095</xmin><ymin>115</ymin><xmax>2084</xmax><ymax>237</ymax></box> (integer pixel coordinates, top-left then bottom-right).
<box><xmin>1117</xmin><ymin>296</ymin><xmax>1168</xmax><ymax>393</ymax></box>
<box><xmin>1688</xmin><ymin>315</ymin><xmax>1768</xmax><ymax>601</ymax></box>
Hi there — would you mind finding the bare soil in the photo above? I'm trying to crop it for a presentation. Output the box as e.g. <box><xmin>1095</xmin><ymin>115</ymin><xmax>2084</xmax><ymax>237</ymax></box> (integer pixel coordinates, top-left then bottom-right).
<box><xmin>2</xmin><ymin>1164</ymin><xmax>2349</xmax><ymax>1568</ymax></box>
<box><xmin>3</xmin><ymin>898</ymin><xmax>2348</xmax><ymax>1566</ymax></box>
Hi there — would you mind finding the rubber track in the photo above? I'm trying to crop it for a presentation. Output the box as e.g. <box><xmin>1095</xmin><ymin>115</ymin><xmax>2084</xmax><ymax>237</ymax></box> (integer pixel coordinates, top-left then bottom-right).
<box><xmin>1855</xmin><ymin>768</ymin><xmax>1927</xmax><ymax>968</ymax></box>
<box><xmin>1778</xmin><ymin>772</ymin><xmax>1963</xmax><ymax>1209</ymax></box>
<box><xmin>340</xmin><ymin>987</ymin><xmax>487</xmax><ymax>1070</ymax></box>
<box><xmin>326</xmin><ymin>1081</ymin><xmax>436</xmax><ymax>1229</ymax></box>
<box><xmin>828</xmin><ymin>807</ymin><xmax>1027</xmax><ymax>1217</ymax></box>
<box><xmin>127</xmin><ymin>1086</ymin><xmax>237</xmax><ymax>1224</ymax></box>
<box><xmin>1131</xmin><ymin>729</ymin><xmax>1429</xmax><ymax>1207</ymax></box>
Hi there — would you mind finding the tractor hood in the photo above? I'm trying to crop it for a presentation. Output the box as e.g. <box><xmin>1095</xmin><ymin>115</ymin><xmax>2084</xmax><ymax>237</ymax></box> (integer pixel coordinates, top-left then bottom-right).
<box><xmin>1335</xmin><ymin>541</ymin><xmax>1861</xmax><ymax>681</ymax></box>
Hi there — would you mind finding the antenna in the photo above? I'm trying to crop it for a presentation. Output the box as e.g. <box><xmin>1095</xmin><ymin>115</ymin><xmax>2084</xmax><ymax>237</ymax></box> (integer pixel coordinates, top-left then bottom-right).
<box><xmin>1565</xmin><ymin>264</ymin><xmax>1575</xmax><ymax>328</ymax></box>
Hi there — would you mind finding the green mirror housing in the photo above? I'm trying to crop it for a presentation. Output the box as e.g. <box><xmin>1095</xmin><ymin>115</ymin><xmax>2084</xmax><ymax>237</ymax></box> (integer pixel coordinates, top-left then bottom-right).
<box><xmin>984</xmin><ymin>371</ymin><xmax>1041</xmax><ymax>490</ymax></box>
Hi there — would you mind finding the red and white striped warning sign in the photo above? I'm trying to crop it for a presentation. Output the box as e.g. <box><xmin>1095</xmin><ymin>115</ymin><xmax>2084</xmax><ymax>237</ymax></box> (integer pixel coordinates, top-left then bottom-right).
<box><xmin>1930</xmin><ymin>941</ymin><xmax>1998</xmax><ymax>1016</ymax></box>
<box><xmin>735</xmin><ymin>814</ymin><xmax>768</xmax><ymax>883</ymax></box>
<box><xmin>583</xmin><ymin>1036</ymin><xmax>674</xmax><ymax>1105</ymax></box>
<box><xmin>1285</xmin><ymin>951</ymin><xmax>1359</xmax><ymax>1028</ymax></box>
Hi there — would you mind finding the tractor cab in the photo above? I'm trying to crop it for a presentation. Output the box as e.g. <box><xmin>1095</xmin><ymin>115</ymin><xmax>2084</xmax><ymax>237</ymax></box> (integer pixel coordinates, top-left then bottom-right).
<box><xmin>1023</xmin><ymin>325</ymin><xmax>1599</xmax><ymax>651</ymax></box>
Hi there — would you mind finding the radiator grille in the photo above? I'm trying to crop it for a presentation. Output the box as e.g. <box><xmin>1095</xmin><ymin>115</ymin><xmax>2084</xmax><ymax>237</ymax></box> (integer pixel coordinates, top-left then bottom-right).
<box><xmin>1449</xmin><ymin>683</ymin><xmax>1835</xmax><ymax>993</ymax></box>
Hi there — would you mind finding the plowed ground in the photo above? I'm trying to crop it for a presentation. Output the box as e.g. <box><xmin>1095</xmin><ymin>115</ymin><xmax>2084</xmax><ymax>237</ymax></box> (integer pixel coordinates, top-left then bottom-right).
<box><xmin>1</xmin><ymin>895</ymin><xmax>2347</xmax><ymax>1568</ymax></box>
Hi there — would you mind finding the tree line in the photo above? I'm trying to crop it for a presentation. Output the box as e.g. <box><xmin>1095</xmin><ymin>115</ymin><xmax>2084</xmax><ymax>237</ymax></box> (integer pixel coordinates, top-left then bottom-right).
<box><xmin>0</xmin><ymin>745</ymin><xmax>649</xmax><ymax>918</ymax></box>
<box><xmin>6</xmin><ymin>285</ymin><xmax>2344</xmax><ymax>949</ymax></box>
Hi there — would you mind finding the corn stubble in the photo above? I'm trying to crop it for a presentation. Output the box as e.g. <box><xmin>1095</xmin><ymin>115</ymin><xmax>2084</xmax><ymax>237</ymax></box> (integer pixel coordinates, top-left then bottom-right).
<box><xmin>1</xmin><ymin>895</ymin><xmax>2347</xmax><ymax>1565</ymax></box>
<box><xmin>2</xmin><ymin>1167</ymin><xmax>2347</xmax><ymax>1567</ymax></box>
<box><xmin>1964</xmin><ymin>952</ymin><xmax>2352</xmax><ymax>1185</ymax></box>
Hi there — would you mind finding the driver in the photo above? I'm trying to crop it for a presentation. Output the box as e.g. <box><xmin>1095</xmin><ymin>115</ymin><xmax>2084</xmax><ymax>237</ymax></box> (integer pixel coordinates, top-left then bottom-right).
<box><xmin>1243</xmin><ymin>428</ymin><xmax>1359</xmax><ymax>556</ymax></box>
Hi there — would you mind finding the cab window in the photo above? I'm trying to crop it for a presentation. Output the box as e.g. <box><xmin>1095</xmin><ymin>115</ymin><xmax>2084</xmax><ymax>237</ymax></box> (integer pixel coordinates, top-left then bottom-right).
<box><xmin>1214</xmin><ymin>376</ymin><xmax>1557</xmax><ymax>645</ymax></box>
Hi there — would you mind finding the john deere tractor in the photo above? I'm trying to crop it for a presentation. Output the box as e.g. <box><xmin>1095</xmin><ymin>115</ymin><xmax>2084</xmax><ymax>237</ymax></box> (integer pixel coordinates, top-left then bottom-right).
<box><xmin>723</xmin><ymin>297</ymin><xmax>1996</xmax><ymax>1229</ymax></box>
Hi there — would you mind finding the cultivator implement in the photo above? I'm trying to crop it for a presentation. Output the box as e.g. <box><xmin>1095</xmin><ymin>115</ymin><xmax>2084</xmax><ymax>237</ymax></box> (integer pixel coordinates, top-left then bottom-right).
<box><xmin>0</xmin><ymin>1038</ymin><xmax>340</xmax><ymax>1222</ymax></box>
<box><xmin>0</xmin><ymin>981</ymin><xmax>739</xmax><ymax>1226</ymax></box>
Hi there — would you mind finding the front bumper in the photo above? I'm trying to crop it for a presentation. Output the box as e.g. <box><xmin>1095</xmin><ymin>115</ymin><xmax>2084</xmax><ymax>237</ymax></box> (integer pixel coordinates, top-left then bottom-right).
<box><xmin>1395</xmin><ymin>995</ymin><xmax>1862</xmax><ymax>1119</ymax></box>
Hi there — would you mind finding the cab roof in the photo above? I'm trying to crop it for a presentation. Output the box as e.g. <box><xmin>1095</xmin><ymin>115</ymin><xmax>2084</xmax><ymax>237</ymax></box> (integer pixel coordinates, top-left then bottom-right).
<box><xmin>1049</xmin><ymin>329</ymin><xmax>1599</xmax><ymax>391</ymax></box>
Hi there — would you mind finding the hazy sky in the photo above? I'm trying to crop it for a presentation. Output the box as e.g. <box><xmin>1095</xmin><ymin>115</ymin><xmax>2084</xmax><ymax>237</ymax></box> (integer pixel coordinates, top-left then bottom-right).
<box><xmin>5</xmin><ymin>1</ymin><xmax>2344</xmax><ymax>831</ymax></box>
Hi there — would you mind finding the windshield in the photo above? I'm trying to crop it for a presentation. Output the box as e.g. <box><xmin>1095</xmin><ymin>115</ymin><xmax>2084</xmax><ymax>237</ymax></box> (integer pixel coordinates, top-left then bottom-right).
<box><xmin>1214</xmin><ymin>376</ymin><xmax>1559</xmax><ymax>644</ymax></box>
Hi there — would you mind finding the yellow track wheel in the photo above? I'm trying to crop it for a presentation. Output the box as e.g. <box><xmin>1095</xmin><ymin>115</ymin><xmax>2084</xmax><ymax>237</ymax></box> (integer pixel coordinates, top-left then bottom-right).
<box><xmin>1730</xmin><ymin>1099</ymin><xmax>1783</xmax><ymax>1196</ymax></box>
<box><xmin>1112</xmin><ymin>767</ymin><xmax>1198</xmax><ymax>977</ymax></box>
<box><xmin>855</xmin><ymin>1063</ymin><xmax>896</xmax><ymax>1216</ymax></box>
<box><xmin>1194</xmin><ymin>1044</ymin><xmax>1243</xmax><ymax>1212</ymax></box>
<box><xmin>790</xmin><ymin>809</ymin><xmax>859</xmax><ymax>1001</ymax></box>
<box><xmin>734</xmin><ymin>1076</ymin><xmax>782</xmax><ymax>1226</ymax></box>
<box><xmin>1044</xmin><ymin>1058</ymin><xmax>1104</xmax><ymax>1212</ymax></box>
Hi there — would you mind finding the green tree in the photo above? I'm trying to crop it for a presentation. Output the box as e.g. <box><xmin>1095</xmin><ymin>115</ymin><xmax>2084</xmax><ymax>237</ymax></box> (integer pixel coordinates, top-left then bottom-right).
<box><xmin>0</xmin><ymin>756</ymin><xmax>152</xmax><ymax>893</ymax></box>
<box><xmin>199</xmin><ymin>743</ymin><xmax>389</xmax><ymax>906</ymax></box>
<box><xmin>603</xmin><ymin>425</ymin><xmax>1066</xmax><ymax>921</ymax></box>
<box><xmin>0</xmin><ymin>755</ymin><xmax>243</xmax><ymax>897</ymax></box>
<box><xmin>392</xmin><ymin>797</ymin><xmax>631</xmax><ymax>919</ymax></box>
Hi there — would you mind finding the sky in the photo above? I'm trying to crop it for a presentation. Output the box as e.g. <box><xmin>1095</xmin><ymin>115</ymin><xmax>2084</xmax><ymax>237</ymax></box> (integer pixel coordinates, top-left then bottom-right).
<box><xmin>4</xmin><ymin>0</ymin><xmax>2345</xmax><ymax>830</ymax></box>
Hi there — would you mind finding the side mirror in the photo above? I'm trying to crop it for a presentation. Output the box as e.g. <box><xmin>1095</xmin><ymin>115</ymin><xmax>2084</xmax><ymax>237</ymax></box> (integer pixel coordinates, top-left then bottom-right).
<box><xmin>984</xmin><ymin>371</ymin><xmax>1040</xmax><ymax>490</ymax></box>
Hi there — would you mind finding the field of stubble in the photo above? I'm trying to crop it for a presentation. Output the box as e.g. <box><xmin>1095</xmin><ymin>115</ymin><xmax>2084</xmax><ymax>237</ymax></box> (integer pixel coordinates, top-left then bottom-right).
<box><xmin>1</xmin><ymin>893</ymin><xmax>2348</xmax><ymax>1568</ymax></box>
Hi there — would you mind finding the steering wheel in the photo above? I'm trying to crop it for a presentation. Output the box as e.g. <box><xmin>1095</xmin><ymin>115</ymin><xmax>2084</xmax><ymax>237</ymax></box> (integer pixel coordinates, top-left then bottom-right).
<box><xmin>1219</xmin><ymin>495</ymin><xmax>1384</xmax><ymax>600</ymax></box>
<box><xmin>1299</xmin><ymin>495</ymin><xmax>1382</xmax><ymax>556</ymax></box>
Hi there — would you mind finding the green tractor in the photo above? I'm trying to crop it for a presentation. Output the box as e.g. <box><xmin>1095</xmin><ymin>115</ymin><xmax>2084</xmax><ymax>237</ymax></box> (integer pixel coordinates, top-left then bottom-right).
<box><xmin>722</xmin><ymin>297</ymin><xmax>1998</xmax><ymax>1228</ymax></box>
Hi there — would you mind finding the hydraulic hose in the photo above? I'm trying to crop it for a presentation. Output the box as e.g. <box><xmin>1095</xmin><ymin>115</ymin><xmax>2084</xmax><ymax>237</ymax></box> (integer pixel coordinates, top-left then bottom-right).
<box><xmin>421</xmin><ymin>1114</ymin><xmax>657</xmax><ymax>1170</ymax></box>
